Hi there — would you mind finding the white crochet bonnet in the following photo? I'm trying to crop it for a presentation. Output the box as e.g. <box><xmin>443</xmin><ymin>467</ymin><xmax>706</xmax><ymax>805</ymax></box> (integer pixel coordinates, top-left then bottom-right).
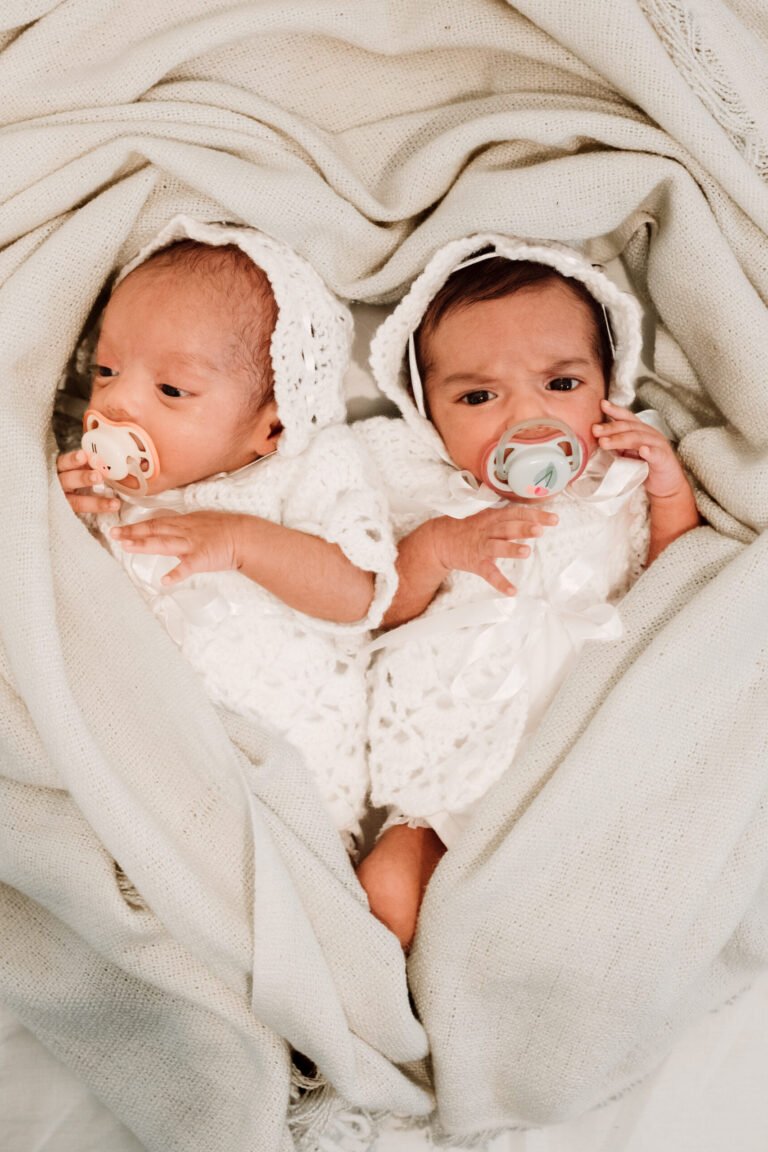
<box><xmin>117</xmin><ymin>215</ymin><xmax>352</xmax><ymax>458</ymax></box>
<box><xmin>369</xmin><ymin>233</ymin><xmax>643</xmax><ymax>462</ymax></box>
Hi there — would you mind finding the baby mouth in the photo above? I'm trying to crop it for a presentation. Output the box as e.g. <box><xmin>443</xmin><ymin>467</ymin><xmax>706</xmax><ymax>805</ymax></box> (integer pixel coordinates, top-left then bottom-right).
<box><xmin>512</xmin><ymin>423</ymin><xmax>561</xmax><ymax>442</ymax></box>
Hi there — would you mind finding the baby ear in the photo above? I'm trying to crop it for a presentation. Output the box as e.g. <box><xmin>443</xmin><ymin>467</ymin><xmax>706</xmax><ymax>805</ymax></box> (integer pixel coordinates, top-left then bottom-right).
<box><xmin>248</xmin><ymin>396</ymin><xmax>282</xmax><ymax>457</ymax></box>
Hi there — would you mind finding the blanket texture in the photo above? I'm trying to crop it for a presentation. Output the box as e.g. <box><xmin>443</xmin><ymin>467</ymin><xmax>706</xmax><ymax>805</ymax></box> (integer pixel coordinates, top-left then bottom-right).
<box><xmin>1</xmin><ymin>2</ymin><xmax>767</xmax><ymax>1148</ymax></box>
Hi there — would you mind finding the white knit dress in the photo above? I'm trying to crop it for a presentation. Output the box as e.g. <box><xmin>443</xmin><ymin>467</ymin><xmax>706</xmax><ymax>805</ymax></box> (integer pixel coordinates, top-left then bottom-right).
<box><xmin>357</xmin><ymin>417</ymin><xmax>648</xmax><ymax>844</ymax></box>
<box><xmin>97</xmin><ymin>423</ymin><xmax>395</xmax><ymax>845</ymax></box>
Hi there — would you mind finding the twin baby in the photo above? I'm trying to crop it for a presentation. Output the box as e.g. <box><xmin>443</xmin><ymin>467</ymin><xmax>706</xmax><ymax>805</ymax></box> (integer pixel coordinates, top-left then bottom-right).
<box><xmin>58</xmin><ymin>217</ymin><xmax>699</xmax><ymax>949</ymax></box>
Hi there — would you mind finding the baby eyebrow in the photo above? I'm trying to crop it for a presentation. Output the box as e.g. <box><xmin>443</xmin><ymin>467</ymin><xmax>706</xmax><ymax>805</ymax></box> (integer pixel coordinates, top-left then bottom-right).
<box><xmin>439</xmin><ymin>372</ymin><xmax>498</xmax><ymax>387</ymax></box>
<box><xmin>90</xmin><ymin>345</ymin><xmax>225</xmax><ymax>378</ymax></box>
<box><xmin>544</xmin><ymin>358</ymin><xmax>593</xmax><ymax>373</ymax></box>
<box><xmin>439</xmin><ymin>358</ymin><xmax>593</xmax><ymax>387</ymax></box>
<box><xmin>170</xmin><ymin>351</ymin><xmax>227</xmax><ymax>376</ymax></box>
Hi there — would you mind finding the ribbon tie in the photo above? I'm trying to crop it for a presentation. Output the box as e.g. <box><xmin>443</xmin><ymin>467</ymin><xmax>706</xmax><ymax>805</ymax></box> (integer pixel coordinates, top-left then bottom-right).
<box><xmin>125</xmin><ymin>550</ymin><xmax>233</xmax><ymax>646</ymax></box>
<box><xmin>370</xmin><ymin>555</ymin><xmax>623</xmax><ymax>704</ymax></box>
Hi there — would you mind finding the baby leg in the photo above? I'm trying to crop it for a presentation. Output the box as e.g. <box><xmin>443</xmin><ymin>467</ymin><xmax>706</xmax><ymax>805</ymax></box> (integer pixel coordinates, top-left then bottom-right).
<box><xmin>356</xmin><ymin>824</ymin><xmax>446</xmax><ymax>950</ymax></box>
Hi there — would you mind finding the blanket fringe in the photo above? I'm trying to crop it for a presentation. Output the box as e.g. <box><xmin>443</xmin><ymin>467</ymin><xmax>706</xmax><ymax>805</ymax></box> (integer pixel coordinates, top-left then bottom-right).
<box><xmin>288</xmin><ymin>1064</ymin><xmax>527</xmax><ymax>1151</ymax></box>
<box><xmin>288</xmin><ymin>1059</ymin><xmax>381</xmax><ymax>1152</ymax></box>
<box><xmin>287</xmin><ymin>1059</ymin><xmax>533</xmax><ymax>1150</ymax></box>
<box><xmin>639</xmin><ymin>0</ymin><xmax>768</xmax><ymax>178</ymax></box>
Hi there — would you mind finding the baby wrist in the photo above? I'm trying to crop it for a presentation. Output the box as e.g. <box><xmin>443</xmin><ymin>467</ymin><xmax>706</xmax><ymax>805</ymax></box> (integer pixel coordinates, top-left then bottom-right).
<box><xmin>231</xmin><ymin>512</ymin><xmax>263</xmax><ymax>572</ymax></box>
<box><xmin>425</xmin><ymin>516</ymin><xmax>455</xmax><ymax>579</ymax></box>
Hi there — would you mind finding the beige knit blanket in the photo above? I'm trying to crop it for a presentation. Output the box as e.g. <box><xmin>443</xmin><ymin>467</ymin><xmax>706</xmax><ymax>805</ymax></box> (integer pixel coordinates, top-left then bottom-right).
<box><xmin>1</xmin><ymin>2</ymin><xmax>768</xmax><ymax>1148</ymax></box>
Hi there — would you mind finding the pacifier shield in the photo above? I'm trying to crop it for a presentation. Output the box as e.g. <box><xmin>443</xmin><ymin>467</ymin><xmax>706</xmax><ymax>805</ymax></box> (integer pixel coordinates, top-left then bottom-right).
<box><xmin>483</xmin><ymin>418</ymin><xmax>585</xmax><ymax>500</ymax></box>
<box><xmin>82</xmin><ymin>411</ymin><xmax>159</xmax><ymax>497</ymax></box>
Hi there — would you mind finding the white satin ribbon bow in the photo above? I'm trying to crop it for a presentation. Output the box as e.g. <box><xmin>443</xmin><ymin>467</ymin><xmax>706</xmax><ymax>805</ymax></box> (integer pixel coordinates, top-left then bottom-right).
<box><xmin>126</xmin><ymin>551</ymin><xmax>233</xmax><ymax>645</ymax></box>
<box><xmin>370</xmin><ymin>555</ymin><xmax>623</xmax><ymax>703</ymax></box>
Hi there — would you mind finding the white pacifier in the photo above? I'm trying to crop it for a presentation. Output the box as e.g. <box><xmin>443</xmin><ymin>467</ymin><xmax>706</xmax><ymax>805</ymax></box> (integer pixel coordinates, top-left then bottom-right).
<box><xmin>81</xmin><ymin>410</ymin><xmax>159</xmax><ymax>497</ymax></box>
<box><xmin>482</xmin><ymin>418</ymin><xmax>586</xmax><ymax>500</ymax></box>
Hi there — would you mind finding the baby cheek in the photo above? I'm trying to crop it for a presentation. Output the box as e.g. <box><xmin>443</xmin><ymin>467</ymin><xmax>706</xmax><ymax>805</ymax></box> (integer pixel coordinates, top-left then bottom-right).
<box><xmin>576</xmin><ymin>398</ymin><xmax>604</xmax><ymax>451</ymax></box>
<box><xmin>441</xmin><ymin>422</ymin><xmax>478</xmax><ymax>469</ymax></box>
<box><xmin>460</xmin><ymin>438</ymin><xmax>494</xmax><ymax>484</ymax></box>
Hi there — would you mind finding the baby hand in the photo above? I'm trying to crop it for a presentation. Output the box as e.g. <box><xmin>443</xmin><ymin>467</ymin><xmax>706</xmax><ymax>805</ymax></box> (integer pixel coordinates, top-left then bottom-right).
<box><xmin>110</xmin><ymin>511</ymin><xmax>244</xmax><ymax>584</ymax></box>
<box><xmin>430</xmin><ymin>503</ymin><xmax>558</xmax><ymax>596</ymax></box>
<box><xmin>56</xmin><ymin>450</ymin><xmax>120</xmax><ymax>514</ymax></box>
<box><xmin>593</xmin><ymin>399</ymin><xmax>690</xmax><ymax>500</ymax></box>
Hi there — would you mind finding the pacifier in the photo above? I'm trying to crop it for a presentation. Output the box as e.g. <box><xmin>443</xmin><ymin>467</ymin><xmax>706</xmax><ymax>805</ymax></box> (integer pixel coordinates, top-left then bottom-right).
<box><xmin>81</xmin><ymin>410</ymin><xmax>159</xmax><ymax>497</ymax></box>
<box><xmin>481</xmin><ymin>418</ymin><xmax>586</xmax><ymax>500</ymax></box>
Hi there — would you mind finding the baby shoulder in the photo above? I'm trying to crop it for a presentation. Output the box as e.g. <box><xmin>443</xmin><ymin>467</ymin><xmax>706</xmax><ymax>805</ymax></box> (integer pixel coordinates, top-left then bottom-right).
<box><xmin>352</xmin><ymin>415</ymin><xmax>451</xmax><ymax>505</ymax></box>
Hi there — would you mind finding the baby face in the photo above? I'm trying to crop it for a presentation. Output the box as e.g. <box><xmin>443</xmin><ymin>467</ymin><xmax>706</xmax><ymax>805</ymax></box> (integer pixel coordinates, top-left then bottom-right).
<box><xmin>421</xmin><ymin>278</ymin><xmax>607</xmax><ymax>483</ymax></box>
<box><xmin>89</xmin><ymin>261</ymin><xmax>277</xmax><ymax>494</ymax></box>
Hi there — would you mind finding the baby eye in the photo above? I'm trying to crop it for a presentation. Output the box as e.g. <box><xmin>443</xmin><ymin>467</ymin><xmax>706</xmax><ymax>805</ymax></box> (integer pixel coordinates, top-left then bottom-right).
<box><xmin>459</xmin><ymin>389</ymin><xmax>495</xmax><ymax>406</ymax></box>
<box><xmin>547</xmin><ymin>377</ymin><xmax>580</xmax><ymax>392</ymax></box>
<box><xmin>159</xmin><ymin>383</ymin><xmax>191</xmax><ymax>399</ymax></box>
<box><xmin>92</xmin><ymin>364</ymin><xmax>116</xmax><ymax>379</ymax></box>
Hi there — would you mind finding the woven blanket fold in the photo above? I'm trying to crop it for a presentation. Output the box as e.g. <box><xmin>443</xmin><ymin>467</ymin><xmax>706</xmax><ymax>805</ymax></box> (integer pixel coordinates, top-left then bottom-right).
<box><xmin>1</xmin><ymin>2</ymin><xmax>767</xmax><ymax>1148</ymax></box>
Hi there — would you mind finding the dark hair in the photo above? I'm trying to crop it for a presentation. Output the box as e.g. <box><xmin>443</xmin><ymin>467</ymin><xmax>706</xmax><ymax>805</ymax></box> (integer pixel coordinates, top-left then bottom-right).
<box><xmin>137</xmin><ymin>240</ymin><xmax>278</xmax><ymax>411</ymax></box>
<box><xmin>413</xmin><ymin>252</ymin><xmax>614</xmax><ymax>390</ymax></box>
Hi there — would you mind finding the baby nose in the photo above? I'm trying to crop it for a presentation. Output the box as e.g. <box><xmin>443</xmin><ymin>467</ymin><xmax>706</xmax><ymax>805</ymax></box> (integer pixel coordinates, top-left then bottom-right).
<box><xmin>96</xmin><ymin>375</ymin><xmax>139</xmax><ymax>424</ymax></box>
<box><xmin>501</xmin><ymin>395</ymin><xmax>551</xmax><ymax>431</ymax></box>
<box><xmin>101</xmin><ymin>403</ymin><xmax>133</xmax><ymax>424</ymax></box>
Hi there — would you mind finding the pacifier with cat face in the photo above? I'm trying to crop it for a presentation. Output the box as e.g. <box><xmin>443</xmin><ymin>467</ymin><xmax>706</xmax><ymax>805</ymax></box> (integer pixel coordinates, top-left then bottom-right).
<box><xmin>481</xmin><ymin>418</ymin><xmax>586</xmax><ymax>500</ymax></box>
<box><xmin>81</xmin><ymin>410</ymin><xmax>159</xmax><ymax>497</ymax></box>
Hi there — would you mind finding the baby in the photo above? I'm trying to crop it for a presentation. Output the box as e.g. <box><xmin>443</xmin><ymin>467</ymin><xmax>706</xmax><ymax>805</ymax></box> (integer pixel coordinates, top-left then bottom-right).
<box><xmin>57</xmin><ymin>216</ymin><xmax>396</xmax><ymax>850</ymax></box>
<box><xmin>355</xmin><ymin>235</ymin><xmax>699</xmax><ymax>945</ymax></box>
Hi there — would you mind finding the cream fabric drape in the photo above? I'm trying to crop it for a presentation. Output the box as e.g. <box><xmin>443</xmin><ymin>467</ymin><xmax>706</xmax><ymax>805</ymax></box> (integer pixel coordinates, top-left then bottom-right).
<box><xmin>1</xmin><ymin>2</ymin><xmax>767</xmax><ymax>1149</ymax></box>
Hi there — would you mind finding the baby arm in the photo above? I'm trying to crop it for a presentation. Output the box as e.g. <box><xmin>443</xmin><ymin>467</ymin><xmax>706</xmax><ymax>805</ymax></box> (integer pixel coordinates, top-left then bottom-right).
<box><xmin>110</xmin><ymin>512</ymin><xmax>375</xmax><ymax>623</ymax></box>
<box><xmin>384</xmin><ymin>504</ymin><xmax>559</xmax><ymax>627</ymax></box>
<box><xmin>593</xmin><ymin>399</ymin><xmax>700</xmax><ymax>564</ymax></box>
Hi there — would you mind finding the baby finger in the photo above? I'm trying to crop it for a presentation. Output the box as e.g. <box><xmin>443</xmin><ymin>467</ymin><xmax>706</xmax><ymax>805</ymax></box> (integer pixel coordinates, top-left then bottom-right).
<box><xmin>160</xmin><ymin>552</ymin><xmax>213</xmax><ymax>585</ymax></box>
<box><xmin>600</xmin><ymin>399</ymin><xmax>636</xmax><ymax>421</ymax></box>
<box><xmin>596</xmin><ymin>430</ymin><xmax>652</xmax><ymax>452</ymax></box>
<box><xmin>496</xmin><ymin>510</ymin><xmax>557</xmax><ymax>536</ymax></box>
<box><xmin>486</xmin><ymin>540</ymin><xmax>532</xmax><ymax>560</ymax></box>
<box><xmin>638</xmin><ymin>441</ymin><xmax>672</xmax><ymax>464</ymax></box>
<box><xmin>111</xmin><ymin>517</ymin><xmax>180</xmax><ymax>539</ymax></box>
<box><xmin>56</xmin><ymin>449</ymin><xmax>87</xmax><ymax>474</ymax></box>
<box><xmin>503</xmin><ymin>520</ymin><xmax>547</xmax><ymax>540</ymax></box>
<box><xmin>594</xmin><ymin>419</ymin><xmax>638</xmax><ymax>437</ymax></box>
<box><xmin>66</xmin><ymin>492</ymin><xmax>121</xmax><ymax>514</ymax></box>
<box><xmin>160</xmin><ymin>561</ymin><xmax>187</xmax><ymax>587</ymax></box>
<box><xmin>115</xmin><ymin>531</ymin><xmax>190</xmax><ymax>554</ymax></box>
<box><xmin>58</xmin><ymin>466</ymin><xmax>101</xmax><ymax>492</ymax></box>
<box><xmin>511</xmin><ymin>506</ymin><xmax>558</xmax><ymax>526</ymax></box>
<box><xmin>478</xmin><ymin>559</ymin><xmax>516</xmax><ymax>596</ymax></box>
